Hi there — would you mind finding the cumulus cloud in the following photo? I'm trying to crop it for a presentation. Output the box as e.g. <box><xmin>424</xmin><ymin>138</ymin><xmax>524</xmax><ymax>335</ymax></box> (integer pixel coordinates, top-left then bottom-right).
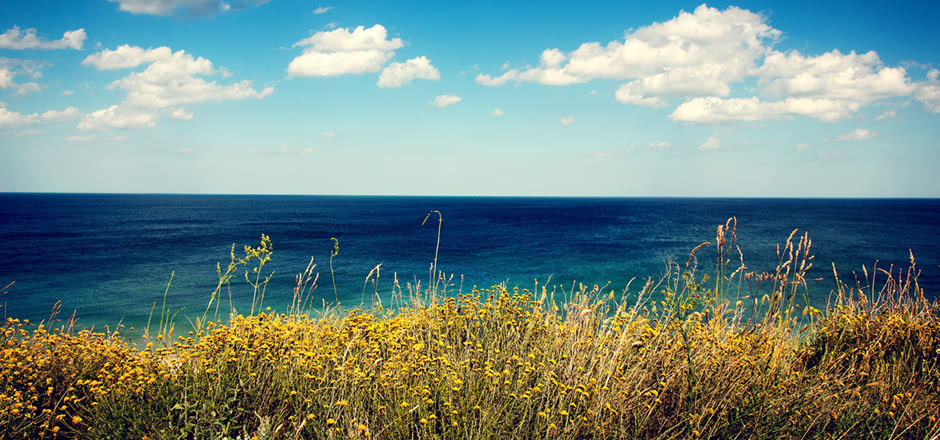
<box><xmin>0</xmin><ymin>101</ymin><xmax>80</xmax><ymax>129</ymax></box>
<box><xmin>78</xmin><ymin>105</ymin><xmax>157</xmax><ymax>130</ymax></box>
<box><xmin>698</xmin><ymin>132</ymin><xmax>720</xmax><ymax>150</ymax></box>
<box><xmin>432</xmin><ymin>94</ymin><xmax>461</xmax><ymax>108</ymax></box>
<box><xmin>65</xmin><ymin>134</ymin><xmax>126</xmax><ymax>142</ymax></box>
<box><xmin>478</xmin><ymin>5</ymin><xmax>778</xmax><ymax>100</ymax></box>
<box><xmin>758</xmin><ymin>49</ymin><xmax>911</xmax><ymax>102</ymax></box>
<box><xmin>109</xmin><ymin>0</ymin><xmax>269</xmax><ymax>17</ymax></box>
<box><xmin>8</xmin><ymin>129</ymin><xmax>42</xmax><ymax>137</ymax></box>
<box><xmin>914</xmin><ymin>69</ymin><xmax>940</xmax><ymax>113</ymax></box>
<box><xmin>321</xmin><ymin>130</ymin><xmax>336</xmax><ymax>137</ymax></box>
<box><xmin>475</xmin><ymin>4</ymin><xmax>933</xmax><ymax>123</ymax></box>
<box><xmin>796</xmin><ymin>143</ymin><xmax>811</xmax><ymax>149</ymax></box>
<box><xmin>648</xmin><ymin>141</ymin><xmax>671</xmax><ymax>149</ymax></box>
<box><xmin>288</xmin><ymin>25</ymin><xmax>403</xmax><ymax>77</ymax></box>
<box><xmin>0</xmin><ymin>26</ymin><xmax>86</xmax><ymax>50</ymax></box>
<box><xmin>377</xmin><ymin>56</ymin><xmax>440</xmax><ymax>88</ymax></box>
<box><xmin>875</xmin><ymin>110</ymin><xmax>896</xmax><ymax>121</ymax></box>
<box><xmin>169</xmin><ymin>108</ymin><xmax>193</xmax><ymax>120</ymax></box>
<box><xmin>491</xmin><ymin>108</ymin><xmax>504</xmax><ymax>116</ymax></box>
<box><xmin>834</xmin><ymin>128</ymin><xmax>876</xmax><ymax>141</ymax></box>
<box><xmin>560</xmin><ymin>115</ymin><xmax>575</xmax><ymax>125</ymax></box>
<box><xmin>670</xmin><ymin>96</ymin><xmax>859</xmax><ymax>123</ymax></box>
<box><xmin>0</xmin><ymin>58</ymin><xmax>53</xmax><ymax>96</ymax></box>
<box><xmin>80</xmin><ymin>45</ymin><xmax>273</xmax><ymax>130</ymax></box>
<box><xmin>313</xmin><ymin>6</ymin><xmax>332</xmax><ymax>14</ymax></box>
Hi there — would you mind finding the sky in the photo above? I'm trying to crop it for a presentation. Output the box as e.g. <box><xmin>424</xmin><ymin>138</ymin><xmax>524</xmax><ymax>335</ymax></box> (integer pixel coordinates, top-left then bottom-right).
<box><xmin>0</xmin><ymin>0</ymin><xmax>938</xmax><ymax>197</ymax></box>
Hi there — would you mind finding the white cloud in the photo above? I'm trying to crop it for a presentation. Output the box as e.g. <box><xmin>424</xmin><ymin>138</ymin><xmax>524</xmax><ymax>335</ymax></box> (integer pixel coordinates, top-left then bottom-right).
<box><xmin>648</xmin><ymin>141</ymin><xmax>671</xmax><ymax>149</ymax></box>
<box><xmin>40</xmin><ymin>107</ymin><xmax>80</xmax><ymax>122</ymax></box>
<box><xmin>78</xmin><ymin>105</ymin><xmax>156</xmax><ymax>130</ymax></box>
<box><xmin>377</xmin><ymin>56</ymin><xmax>440</xmax><ymax>88</ymax></box>
<box><xmin>321</xmin><ymin>130</ymin><xmax>336</xmax><ymax>137</ymax></box>
<box><xmin>0</xmin><ymin>101</ymin><xmax>80</xmax><ymax>129</ymax></box>
<box><xmin>914</xmin><ymin>69</ymin><xmax>940</xmax><ymax>113</ymax></box>
<box><xmin>292</xmin><ymin>25</ymin><xmax>403</xmax><ymax>53</ymax></box>
<box><xmin>65</xmin><ymin>134</ymin><xmax>126</xmax><ymax>142</ymax></box>
<box><xmin>313</xmin><ymin>6</ymin><xmax>332</xmax><ymax>14</ymax></box>
<box><xmin>758</xmin><ymin>50</ymin><xmax>911</xmax><ymax>102</ymax></box>
<box><xmin>109</xmin><ymin>0</ymin><xmax>270</xmax><ymax>17</ymax></box>
<box><xmin>615</xmin><ymin>64</ymin><xmax>731</xmax><ymax>107</ymax></box>
<box><xmin>796</xmin><ymin>143</ymin><xmax>811</xmax><ymax>150</ymax></box>
<box><xmin>0</xmin><ymin>58</ymin><xmax>50</xmax><ymax>96</ymax></box>
<box><xmin>491</xmin><ymin>108</ymin><xmax>504</xmax><ymax>116</ymax></box>
<box><xmin>180</xmin><ymin>147</ymin><xmax>193</xmax><ymax>153</ymax></box>
<box><xmin>0</xmin><ymin>105</ymin><xmax>33</xmax><ymax>128</ymax></box>
<box><xmin>9</xmin><ymin>129</ymin><xmax>42</xmax><ymax>137</ymax></box>
<box><xmin>81</xmin><ymin>45</ymin><xmax>174</xmax><ymax>70</ymax></box>
<box><xmin>834</xmin><ymin>128</ymin><xmax>876</xmax><ymax>141</ymax></box>
<box><xmin>668</xmin><ymin>42</ymin><xmax>916</xmax><ymax>124</ymax></box>
<box><xmin>61</xmin><ymin>90</ymin><xmax>74</xmax><ymax>96</ymax></box>
<box><xmin>11</xmin><ymin>81</ymin><xmax>43</xmax><ymax>96</ymax></box>
<box><xmin>477</xmin><ymin>4</ymin><xmax>778</xmax><ymax>103</ymax></box>
<box><xmin>560</xmin><ymin>115</ymin><xmax>575</xmax><ymax>125</ymax></box>
<box><xmin>588</xmin><ymin>90</ymin><xmax>598</xmax><ymax>95</ymax></box>
<box><xmin>65</xmin><ymin>135</ymin><xmax>97</xmax><ymax>142</ymax></box>
<box><xmin>432</xmin><ymin>94</ymin><xmax>461</xmax><ymax>108</ymax></box>
<box><xmin>0</xmin><ymin>26</ymin><xmax>86</xmax><ymax>50</ymax></box>
<box><xmin>874</xmin><ymin>110</ymin><xmax>896</xmax><ymax>121</ymax></box>
<box><xmin>539</xmin><ymin>48</ymin><xmax>567</xmax><ymax>68</ymax></box>
<box><xmin>699</xmin><ymin>132</ymin><xmax>720</xmax><ymax>150</ymax></box>
<box><xmin>288</xmin><ymin>25</ymin><xmax>403</xmax><ymax>77</ymax></box>
<box><xmin>670</xmin><ymin>96</ymin><xmax>859</xmax><ymax>123</ymax></box>
<box><xmin>169</xmin><ymin>108</ymin><xmax>193</xmax><ymax>120</ymax></box>
<box><xmin>474</xmin><ymin>5</ymin><xmax>932</xmax><ymax>122</ymax></box>
<box><xmin>288</xmin><ymin>50</ymin><xmax>394</xmax><ymax>77</ymax></box>
<box><xmin>80</xmin><ymin>45</ymin><xmax>273</xmax><ymax>130</ymax></box>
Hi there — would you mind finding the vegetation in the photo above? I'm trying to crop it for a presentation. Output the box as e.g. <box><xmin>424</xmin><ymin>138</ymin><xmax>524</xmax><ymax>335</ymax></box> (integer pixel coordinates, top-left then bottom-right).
<box><xmin>1</xmin><ymin>218</ymin><xmax>938</xmax><ymax>439</ymax></box>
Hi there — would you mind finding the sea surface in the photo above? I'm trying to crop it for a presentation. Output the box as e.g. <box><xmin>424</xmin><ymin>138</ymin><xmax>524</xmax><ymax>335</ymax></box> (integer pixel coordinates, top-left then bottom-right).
<box><xmin>1</xmin><ymin>194</ymin><xmax>939</xmax><ymax>331</ymax></box>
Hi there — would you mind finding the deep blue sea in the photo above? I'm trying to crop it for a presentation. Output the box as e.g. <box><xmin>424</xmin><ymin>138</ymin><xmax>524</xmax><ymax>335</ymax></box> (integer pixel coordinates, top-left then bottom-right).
<box><xmin>1</xmin><ymin>194</ymin><xmax>939</xmax><ymax>331</ymax></box>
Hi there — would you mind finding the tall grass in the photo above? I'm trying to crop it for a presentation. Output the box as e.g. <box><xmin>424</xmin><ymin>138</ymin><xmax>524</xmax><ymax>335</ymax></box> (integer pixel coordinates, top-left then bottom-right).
<box><xmin>1</xmin><ymin>219</ymin><xmax>938</xmax><ymax>439</ymax></box>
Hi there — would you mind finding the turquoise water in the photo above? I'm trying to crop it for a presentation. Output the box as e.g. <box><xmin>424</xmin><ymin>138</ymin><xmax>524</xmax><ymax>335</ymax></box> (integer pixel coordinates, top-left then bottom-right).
<box><xmin>1</xmin><ymin>194</ymin><xmax>938</xmax><ymax>330</ymax></box>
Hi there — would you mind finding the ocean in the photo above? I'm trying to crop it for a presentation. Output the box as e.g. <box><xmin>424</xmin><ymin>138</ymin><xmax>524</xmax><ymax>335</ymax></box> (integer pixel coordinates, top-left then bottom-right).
<box><xmin>1</xmin><ymin>193</ymin><xmax>938</xmax><ymax>330</ymax></box>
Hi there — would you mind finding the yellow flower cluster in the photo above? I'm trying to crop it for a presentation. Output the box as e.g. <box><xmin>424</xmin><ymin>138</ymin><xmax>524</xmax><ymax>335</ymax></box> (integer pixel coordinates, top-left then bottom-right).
<box><xmin>2</xmin><ymin>225</ymin><xmax>938</xmax><ymax>439</ymax></box>
<box><xmin>1</xmin><ymin>318</ymin><xmax>166</xmax><ymax>439</ymax></box>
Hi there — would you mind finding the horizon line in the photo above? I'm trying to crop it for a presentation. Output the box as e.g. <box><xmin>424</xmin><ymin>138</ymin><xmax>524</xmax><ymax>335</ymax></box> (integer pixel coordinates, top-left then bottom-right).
<box><xmin>1</xmin><ymin>191</ymin><xmax>939</xmax><ymax>200</ymax></box>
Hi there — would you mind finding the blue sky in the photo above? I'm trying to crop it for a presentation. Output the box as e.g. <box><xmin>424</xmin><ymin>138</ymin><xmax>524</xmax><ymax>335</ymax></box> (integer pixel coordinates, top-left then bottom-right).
<box><xmin>1</xmin><ymin>0</ymin><xmax>938</xmax><ymax>197</ymax></box>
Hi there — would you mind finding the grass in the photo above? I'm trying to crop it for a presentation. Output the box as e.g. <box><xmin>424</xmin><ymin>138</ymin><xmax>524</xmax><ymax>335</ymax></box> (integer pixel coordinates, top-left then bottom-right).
<box><xmin>1</xmin><ymin>218</ymin><xmax>938</xmax><ymax>439</ymax></box>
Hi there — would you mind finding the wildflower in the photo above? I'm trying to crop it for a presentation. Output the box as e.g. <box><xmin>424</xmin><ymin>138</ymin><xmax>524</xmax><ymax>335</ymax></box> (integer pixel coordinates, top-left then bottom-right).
<box><xmin>326</xmin><ymin>418</ymin><xmax>336</xmax><ymax>425</ymax></box>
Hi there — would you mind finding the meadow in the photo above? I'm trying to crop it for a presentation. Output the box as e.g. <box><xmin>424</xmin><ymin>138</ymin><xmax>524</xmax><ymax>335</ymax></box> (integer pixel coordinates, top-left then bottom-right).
<box><xmin>1</xmin><ymin>217</ymin><xmax>938</xmax><ymax>439</ymax></box>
